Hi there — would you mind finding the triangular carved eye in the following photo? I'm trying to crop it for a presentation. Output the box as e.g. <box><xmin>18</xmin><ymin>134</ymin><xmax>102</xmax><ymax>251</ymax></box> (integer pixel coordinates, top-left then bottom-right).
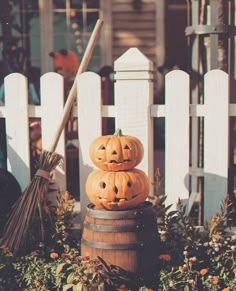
<box><xmin>124</xmin><ymin>144</ymin><xmax>130</xmax><ymax>150</ymax></box>
<box><xmin>127</xmin><ymin>181</ymin><xmax>132</xmax><ymax>187</ymax></box>
<box><xmin>99</xmin><ymin>145</ymin><xmax>106</xmax><ymax>150</ymax></box>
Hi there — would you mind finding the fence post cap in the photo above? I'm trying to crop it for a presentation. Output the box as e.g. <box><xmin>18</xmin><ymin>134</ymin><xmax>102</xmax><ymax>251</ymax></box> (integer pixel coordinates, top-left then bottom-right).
<box><xmin>114</xmin><ymin>47</ymin><xmax>153</xmax><ymax>72</ymax></box>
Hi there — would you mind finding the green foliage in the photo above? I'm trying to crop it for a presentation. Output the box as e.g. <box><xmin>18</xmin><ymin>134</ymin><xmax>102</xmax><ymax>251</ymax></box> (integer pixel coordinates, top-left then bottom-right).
<box><xmin>0</xmin><ymin>245</ymin><xmax>19</xmax><ymax>289</ymax></box>
<box><xmin>0</xmin><ymin>184</ymin><xmax>235</xmax><ymax>291</ymax></box>
<box><xmin>152</xmin><ymin>185</ymin><xmax>236</xmax><ymax>290</ymax></box>
<box><xmin>14</xmin><ymin>254</ymin><xmax>58</xmax><ymax>290</ymax></box>
<box><xmin>0</xmin><ymin>191</ymin><xmax>77</xmax><ymax>290</ymax></box>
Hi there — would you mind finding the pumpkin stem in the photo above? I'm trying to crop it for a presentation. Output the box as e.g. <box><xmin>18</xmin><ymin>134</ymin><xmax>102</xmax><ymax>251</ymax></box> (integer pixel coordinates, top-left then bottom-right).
<box><xmin>114</xmin><ymin>128</ymin><xmax>123</xmax><ymax>136</ymax></box>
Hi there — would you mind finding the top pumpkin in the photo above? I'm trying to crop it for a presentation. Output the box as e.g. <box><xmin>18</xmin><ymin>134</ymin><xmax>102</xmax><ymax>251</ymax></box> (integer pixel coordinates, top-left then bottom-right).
<box><xmin>89</xmin><ymin>129</ymin><xmax>144</xmax><ymax>171</ymax></box>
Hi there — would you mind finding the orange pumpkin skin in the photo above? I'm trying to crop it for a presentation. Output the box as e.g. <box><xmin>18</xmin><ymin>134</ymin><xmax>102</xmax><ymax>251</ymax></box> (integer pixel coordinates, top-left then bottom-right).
<box><xmin>85</xmin><ymin>168</ymin><xmax>150</xmax><ymax>210</ymax></box>
<box><xmin>89</xmin><ymin>130</ymin><xmax>144</xmax><ymax>171</ymax></box>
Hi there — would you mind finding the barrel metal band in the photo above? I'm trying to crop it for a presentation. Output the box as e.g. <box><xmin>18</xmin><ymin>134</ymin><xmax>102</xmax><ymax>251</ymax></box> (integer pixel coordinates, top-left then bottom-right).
<box><xmin>83</xmin><ymin>221</ymin><xmax>144</xmax><ymax>232</ymax></box>
<box><xmin>86</xmin><ymin>202</ymin><xmax>153</xmax><ymax>219</ymax></box>
<box><xmin>35</xmin><ymin>169</ymin><xmax>50</xmax><ymax>180</ymax></box>
<box><xmin>82</xmin><ymin>238</ymin><xmax>144</xmax><ymax>250</ymax></box>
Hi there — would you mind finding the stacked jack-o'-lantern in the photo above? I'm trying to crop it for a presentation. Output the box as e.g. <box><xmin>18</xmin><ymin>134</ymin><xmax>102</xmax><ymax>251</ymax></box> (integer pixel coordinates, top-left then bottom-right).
<box><xmin>82</xmin><ymin>129</ymin><xmax>159</xmax><ymax>284</ymax></box>
<box><xmin>85</xmin><ymin>128</ymin><xmax>150</xmax><ymax>210</ymax></box>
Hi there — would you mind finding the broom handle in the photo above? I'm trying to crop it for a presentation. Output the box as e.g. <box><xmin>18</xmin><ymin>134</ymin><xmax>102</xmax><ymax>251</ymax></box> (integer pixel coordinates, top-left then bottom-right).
<box><xmin>49</xmin><ymin>19</ymin><xmax>103</xmax><ymax>153</ymax></box>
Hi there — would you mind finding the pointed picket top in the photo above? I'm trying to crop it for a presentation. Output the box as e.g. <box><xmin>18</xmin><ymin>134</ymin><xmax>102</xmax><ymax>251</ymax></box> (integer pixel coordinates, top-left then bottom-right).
<box><xmin>114</xmin><ymin>47</ymin><xmax>153</xmax><ymax>72</ymax></box>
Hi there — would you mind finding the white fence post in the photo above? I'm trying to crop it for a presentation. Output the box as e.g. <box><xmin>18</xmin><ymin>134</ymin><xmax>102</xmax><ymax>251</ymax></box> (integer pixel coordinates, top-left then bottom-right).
<box><xmin>204</xmin><ymin>70</ymin><xmax>229</xmax><ymax>222</ymax></box>
<box><xmin>114</xmin><ymin>47</ymin><xmax>154</xmax><ymax>187</ymax></box>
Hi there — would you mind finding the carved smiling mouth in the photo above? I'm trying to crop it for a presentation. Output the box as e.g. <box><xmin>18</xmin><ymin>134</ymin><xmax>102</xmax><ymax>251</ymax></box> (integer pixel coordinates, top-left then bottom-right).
<box><xmin>97</xmin><ymin>158</ymin><xmax>131</xmax><ymax>163</ymax></box>
<box><xmin>109</xmin><ymin>159</ymin><xmax>131</xmax><ymax>164</ymax></box>
<box><xmin>98</xmin><ymin>195</ymin><xmax>138</xmax><ymax>202</ymax></box>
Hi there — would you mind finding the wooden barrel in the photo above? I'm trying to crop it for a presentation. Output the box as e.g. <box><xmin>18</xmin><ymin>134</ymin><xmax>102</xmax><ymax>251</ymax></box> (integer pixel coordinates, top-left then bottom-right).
<box><xmin>81</xmin><ymin>202</ymin><xmax>159</xmax><ymax>282</ymax></box>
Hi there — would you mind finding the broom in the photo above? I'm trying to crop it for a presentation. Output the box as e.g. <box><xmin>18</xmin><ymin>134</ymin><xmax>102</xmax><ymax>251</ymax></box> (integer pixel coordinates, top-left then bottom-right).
<box><xmin>1</xmin><ymin>19</ymin><xmax>103</xmax><ymax>255</ymax></box>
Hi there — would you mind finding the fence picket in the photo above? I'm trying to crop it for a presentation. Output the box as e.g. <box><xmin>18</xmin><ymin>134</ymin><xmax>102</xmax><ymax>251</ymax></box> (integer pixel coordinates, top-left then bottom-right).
<box><xmin>5</xmin><ymin>73</ymin><xmax>30</xmax><ymax>191</ymax></box>
<box><xmin>204</xmin><ymin>70</ymin><xmax>229</xmax><ymax>222</ymax></box>
<box><xmin>77</xmin><ymin>72</ymin><xmax>103</xmax><ymax>217</ymax></box>
<box><xmin>165</xmin><ymin>70</ymin><xmax>190</xmax><ymax>208</ymax></box>
<box><xmin>40</xmin><ymin>72</ymin><xmax>66</xmax><ymax>196</ymax></box>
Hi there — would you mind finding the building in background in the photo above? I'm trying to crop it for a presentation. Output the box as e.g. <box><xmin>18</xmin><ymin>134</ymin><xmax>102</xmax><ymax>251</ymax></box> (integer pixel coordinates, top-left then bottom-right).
<box><xmin>0</xmin><ymin>0</ymin><xmax>187</xmax><ymax>96</ymax></box>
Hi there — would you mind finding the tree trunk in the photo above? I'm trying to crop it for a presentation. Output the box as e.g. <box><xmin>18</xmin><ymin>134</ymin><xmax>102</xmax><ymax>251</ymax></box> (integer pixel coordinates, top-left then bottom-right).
<box><xmin>218</xmin><ymin>0</ymin><xmax>228</xmax><ymax>71</ymax></box>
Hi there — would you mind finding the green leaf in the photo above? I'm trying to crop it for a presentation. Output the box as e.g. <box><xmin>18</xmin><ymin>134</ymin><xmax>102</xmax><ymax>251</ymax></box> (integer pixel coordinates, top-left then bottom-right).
<box><xmin>97</xmin><ymin>283</ymin><xmax>105</xmax><ymax>291</ymax></box>
<box><xmin>167</xmin><ymin>210</ymin><xmax>178</xmax><ymax>217</ymax></box>
<box><xmin>73</xmin><ymin>282</ymin><xmax>84</xmax><ymax>291</ymax></box>
<box><xmin>56</xmin><ymin>263</ymin><xmax>66</xmax><ymax>274</ymax></box>
<box><xmin>63</xmin><ymin>283</ymin><xmax>74</xmax><ymax>291</ymax></box>
<box><xmin>67</xmin><ymin>272</ymin><xmax>75</xmax><ymax>284</ymax></box>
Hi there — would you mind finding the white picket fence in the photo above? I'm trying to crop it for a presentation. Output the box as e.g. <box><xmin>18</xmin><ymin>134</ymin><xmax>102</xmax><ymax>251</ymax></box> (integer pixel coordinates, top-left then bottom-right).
<box><xmin>0</xmin><ymin>47</ymin><xmax>233</xmax><ymax>223</ymax></box>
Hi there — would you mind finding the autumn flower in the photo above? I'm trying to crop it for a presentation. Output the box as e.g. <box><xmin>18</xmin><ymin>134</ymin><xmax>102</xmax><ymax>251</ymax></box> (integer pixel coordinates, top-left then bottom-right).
<box><xmin>212</xmin><ymin>275</ymin><xmax>219</xmax><ymax>285</ymax></box>
<box><xmin>200</xmin><ymin>268</ymin><xmax>208</xmax><ymax>276</ymax></box>
<box><xmin>34</xmin><ymin>279</ymin><xmax>41</xmax><ymax>286</ymax></box>
<box><xmin>50</xmin><ymin>252</ymin><xmax>58</xmax><ymax>259</ymax></box>
<box><xmin>222</xmin><ymin>288</ymin><xmax>230</xmax><ymax>291</ymax></box>
<box><xmin>190</xmin><ymin>256</ymin><xmax>197</xmax><ymax>262</ymax></box>
<box><xmin>179</xmin><ymin>266</ymin><xmax>184</xmax><ymax>273</ymax></box>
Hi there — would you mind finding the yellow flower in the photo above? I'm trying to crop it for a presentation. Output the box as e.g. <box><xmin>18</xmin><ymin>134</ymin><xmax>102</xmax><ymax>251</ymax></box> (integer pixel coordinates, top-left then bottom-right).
<box><xmin>222</xmin><ymin>288</ymin><xmax>230</xmax><ymax>291</ymax></box>
<box><xmin>200</xmin><ymin>268</ymin><xmax>208</xmax><ymax>276</ymax></box>
<box><xmin>50</xmin><ymin>252</ymin><xmax>58</xmax><ymax>259</ymax></box>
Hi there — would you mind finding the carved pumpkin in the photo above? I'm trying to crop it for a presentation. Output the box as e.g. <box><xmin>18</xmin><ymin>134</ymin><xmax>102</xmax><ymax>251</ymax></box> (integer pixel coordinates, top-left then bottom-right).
<box><xmin>85</xmin><ymin>168</ymin><xmax>150</xmax><ymax>210</ymax></box>
<box><xmin>89</xmin><ymin>129</ymin><xmax>144</xmax><ymax>171</ymax></box>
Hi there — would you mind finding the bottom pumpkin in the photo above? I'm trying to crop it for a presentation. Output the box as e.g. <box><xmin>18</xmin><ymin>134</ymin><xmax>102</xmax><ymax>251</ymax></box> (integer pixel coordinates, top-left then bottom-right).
<box><xmin>85</xmin><ymin>168</ymin><xmax>150</xmax><ymax>210</ymax></box>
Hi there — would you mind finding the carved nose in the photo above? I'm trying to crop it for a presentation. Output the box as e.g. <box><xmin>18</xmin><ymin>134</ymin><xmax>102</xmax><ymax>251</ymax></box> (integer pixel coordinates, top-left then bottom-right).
<box><xmin>112</xmin><ymin>150</ymin><xmax>117</xmax><ymax>155</ymax></box>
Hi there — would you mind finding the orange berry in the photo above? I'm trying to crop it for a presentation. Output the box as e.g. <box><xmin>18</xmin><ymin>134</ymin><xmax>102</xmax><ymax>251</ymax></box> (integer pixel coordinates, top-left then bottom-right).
<box><xmin>50</xmin><ymin>252</ymin><xmax>58</xmax><ymax>259</ymax></box>
<box><xmin>200</xmin><ymin>268</ymin><xmax>208</xmax><ymax>276</ymax></box>
<box><xmin>34</xmin><ymin>279</ymin><xmax>40</xmax><ymax>286</ymax></box>
<box><xmin>212</xmin><ymin>275</ymin><xmax>219</xmax><ymax>285</ymax></box>
<box><xmin>179</xmin><ymin>266</ymin><xmax>184</xmax><ymax>273</ymax></box>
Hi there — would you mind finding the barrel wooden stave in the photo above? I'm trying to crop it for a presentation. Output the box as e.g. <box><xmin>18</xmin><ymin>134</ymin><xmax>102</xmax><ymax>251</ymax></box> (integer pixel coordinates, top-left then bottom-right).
<box><xmin>81</xmin><ymin>202</ymin><xmax>159</xmax><ymax>276</ymax></box>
